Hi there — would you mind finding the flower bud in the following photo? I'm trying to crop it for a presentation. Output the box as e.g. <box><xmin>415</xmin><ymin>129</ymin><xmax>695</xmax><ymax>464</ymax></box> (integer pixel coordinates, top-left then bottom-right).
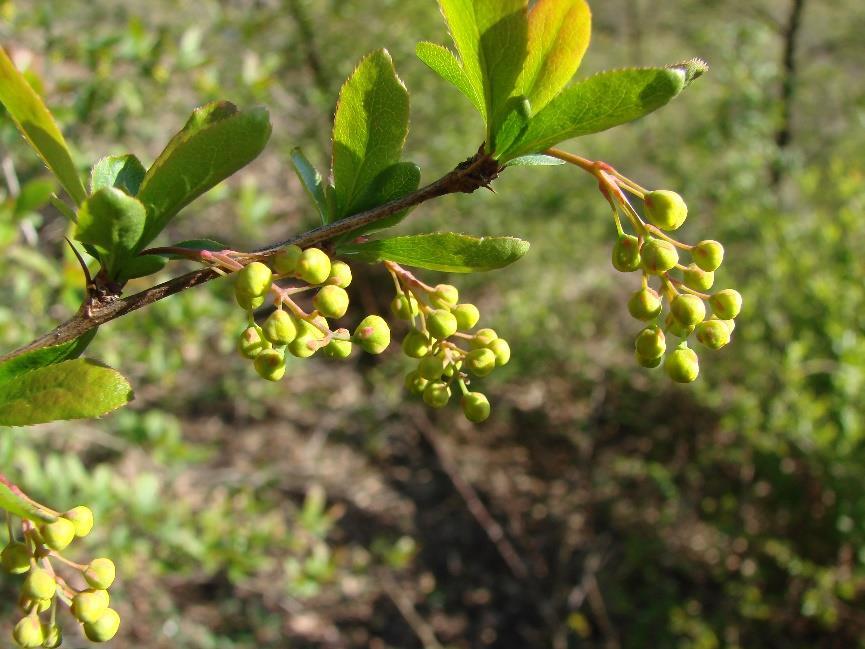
<box><xmin>488</xmin><ymin>339</ymin><xmax>511</xmax><ymax>366</ymax></box>
<box><xmin>64</xmin><ymin>506</ymin><xmax>95</xmax><ymax>538</ymax></box>
<box><xmin>709</xmin><ymin>289</ymin><xmax>742</xmax><ymax>320</ymax></box>
<box><xmin>327</xmin><ymin>261</ymin><xmax>353</xmax><ymax>288</ymax></box>
<box><xmin>1</xmin><ymin>542</ymin><xmax>30</xmax><ymax>574</ymax></box>
<box><xmin>402</xmin><ymin>329</ymin><xmax>431</xmax><ymax>359</ymax></box>
<box><xmin>404</xmin><ymin>371</ymin><xmax>428</xmax><ymax>396</ymax></box>
<box><xmin>682</xmin><ymin>263</ymin><xmax>714</xmax><ymax>292</ymax></box>
<box><xmin>430</xmin><ymin>284</ymin><xmax>459</xmax><ymax>309</ymax></box>
<box><xmin>692</xmin><ymin>240</ymin><xmax>725</xmax><ymax>272</ymax></box>
<box><xmin>40</xmin><ymin>517</ymin><xmax>75</xmax><ymax>552</ymax></box>
<box><xmin>627</xmin><ymin>288</ymin><xmax>662</xmax><ymax>321</ymax></box>
<box><xmin>22</xmin><ymin>569</ymin><xmax>56</xmax><ymax>601</ymax></box>
<box><xmin>314</xmin><ymin>285</ymin><xmax>350</xmax><ymax>319</ymax></box>
<box><xmin>254</xmin><ymin>349</ymin><xmax>287</xmax><ymax>381</ymax></box>
<box><xmin>272</xmin><ymin>245</ymin><xmax>303</xmax><ymax>275</ymax></box>
<box><xmin>427</xmin><ymin>309</ymin><xmax>458</xmax><ymax>340</ymax></box>
<box><xmin>671</xmin><ymin>294</ymin><xmax>707</xmax><ymax>328</ymax></box>
<box><xmin>262</xmin><ymin>311</ymin><xmax>298</xmax><ymax>346</ymax></box>
<box><xmin>72</xmin><ymin>589</ymin><xmax>110</xmax><ymax>624</ymax></box>
<box><xmin>470</xmin><ymin>328</ymin><xmax>498</xmax><ymax>349</ymax></box>
<box><xmin>84</xmin><ymin>558</ymin><xmax>116</xmax><ymax>590</ymax></box>
<box><xmin>235</xmin><ymin>262</ymin><xmax>272</xmax><ymax>310</ymax></box>
<box><xmin>667</xmin><ymin>319</ymin><xmax>695</xmax><ymax>339</ymax></box>
<box><xmin>391</xmin><ymin>294</ymin><xmax>419</xmax><ymax>320</ymax></box>
<box><xmin>13</xmin><ymin>616</ymin><xmax>44</xmax><ymax>648</ymax></box>
<box><xmin>353</xmin><ymin>315</ymin><xmax>390</xmax><ymax>354</ymax></box>
<box><xmin>322</xmin><ymin>339</ymin><xmax>353</xmax><ymax>360</ymax></box>
<box><xmin>641</xmin><ymin>239</ymin><xmax>679</xmax><ymax>274</ymax></box>
<box><xmin>635</xmin><ymin>351</ymin><xmax>663</xmax><ymax>369</ymax></box>
<box><xmin>41</xmin><ymin>623</ymin><xmax>62</xmax><ymax>648</ymax></box>
<box><xmin>696</xmin><ymin>319</ymin><xmax>731</xmax><ymax>350</ymax></box>
<box><xmin>665</xmin><ymin>345</ymin><xmax>700</xmax><ymax>383</ymax></box>
<box><xmin>466</xmin><ymin>348</ymin><xmax>496</xmax><ymax>377</ymax></box>
<box><xmin>462</xmin><ymin>392</ymin><xmax>491</xmax><ymax>423</ymax></box>
<box><xmin>238</xmin><ymin>326</ymin><xmax>266</xmax><ymax>359</ymax></box>
<box><xmin>644</xmin><ymin>190</ymin><xmax>688</xmax><ymax>231</ymax></box>
<box><xmin>611</xmin><ymin>234</ymin><xmax>642</xmax><ymax>272</ymax></box>
<box><xmin>83</xmin><ymin>608</ymin><xmax>121</xmax><ymax>643</ymax></box>
<box><xmin>422</xmin><ymin>381</ymin><xmax>451</xmax><ymax>409</ymax></box>
<box><xmin>635</xmin><ymin>325</ymin><xmax>666</xmax><ymax>360</ymax></box>
<box><xmin>453</xmin><ymin>304</ymin><xmax>480</xmax><ymax>330</ymax></box>
<box><xmin>418</xmin><ymin>356</ymin><xmax>446</xmax><ymax>381</ymax></box>
<box><xmin>297</xmin><ymin>247</ymin><xmax>331</xmax><ymax>285</ymax></box>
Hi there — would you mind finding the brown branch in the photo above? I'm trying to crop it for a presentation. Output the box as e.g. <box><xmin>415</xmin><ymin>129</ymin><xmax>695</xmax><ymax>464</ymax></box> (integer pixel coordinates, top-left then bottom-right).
<box><xmin>0</xmin><ymin>149</ymin><xmax>501</xmax><ymax>363</ymax></box>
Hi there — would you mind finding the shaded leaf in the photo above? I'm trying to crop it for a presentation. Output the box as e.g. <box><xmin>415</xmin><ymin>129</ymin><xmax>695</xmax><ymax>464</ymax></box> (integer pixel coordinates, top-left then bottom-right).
<box><xmin>331</xmin><ymin>50</ymin><xmax>410</xmax><ymax>220</ymax></box>
<box><xmin>517</xmin><ymin>0</ymin><xmax>591</xmax><ymax>115</ymax></box>
<box><xmin>117</xmin><ymin>255</ymin><xmax>167</xmax><ymax>283</ymax></box>
<box><xmin>136</xmin><ymin>101</ymin><xmax>271</xmax><ymax>249</ymax></box>
<box><xmin>75</xmin><ymin>187</ymin><xmax>147</xmax><ymax>279</ymax></box>
<box><xmin>337</xmin><ymin>162</ymin><xmax>421</xmax><ymax>242</ymax></box>
<box><xmin>13</xmin><ymin>177</ymin><xmax>55</xmax><ymax>216</ymax></box>
<box><xmin>0</xmin><ymin>359</ymin><xmax>133</xmax><ymax>427</ymax></box>
<box><xmin>415</xmin><ymin>41</ymin><xmax>485</xmax><ymax>117</ymax></box>
<box><xmin>0</xmin><ymin>331</ymin><xmax>97</xmax><ymax>385</ymax></box>
<box><xmin>503</xmin><ymin>66</ymin><xmax>695</xmax><ymax>160</ymax></box>
<box><xmin>491</xmin><ymin>96</ymin><xmax>531</xmax><ymax>156</ymax></box>
<box><xmin>290</xmin><ymin>148</ymin><xmax>329</xmax><ymax>225</ymax></box>
<box><xmin>0</xmin><ymin>480</ymin><xmax>56</xmax><ymax>523</ymax></box>
<box><xmin>90</xmin><ymin>154</ymin><xmax>146</xmax><ymax>196</ymax></box>
<box><xmin>0</xmin><ymin>47</ymin><xmax>87</xmax><ymax>205</ymax></box>
<box><xmin>161</xmin><ymin>238</ymin><xmax>226</xmax><ymax>259</ymax></box>
<box><xmin>338</xmin><ymin>233</ymin><xmax>529</xmax><ymax>273</ymax></box>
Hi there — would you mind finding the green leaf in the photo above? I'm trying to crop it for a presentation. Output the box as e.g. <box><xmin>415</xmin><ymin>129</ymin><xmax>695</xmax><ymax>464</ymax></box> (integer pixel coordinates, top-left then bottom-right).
<box><xmin>75</xmin><ymin>187</ymin><xmax>147</xmax><ymax>279</ymax></box>
<box><xmin>331</xmin><ymin>50</ymin><xmax>410</xmax><ymax>220</ymax></box>
<box><xmin>90</xmin><ymin>154</ymin><xmax>146</xmax><ymax>196</ymax></box>
<box><xmin>503</xmin><ymin>66</ymin><xmax>696</xmax><ymax>160</ymax></box>
<box><xmin>437</xmin><ymin>0</ymin><xmax>528</xmax><ymax>141</ymax></box>
<box><xmin>0</xmin><ymin>331</ymin><xmax>97</xmax><ymax>385</ymax></box>
<box><xmin>491</xmin><ymin>96</ymin><xmax>531</xmax><ymax>156</ymax></box>
<box><xmin>13</xmin><ymin>177</ymin><xmax>55</xmax><ymax>216</ymax></box>
<box><xmin>0</xmin><ymin>359</ymin><xmax>133</xmax><ymax>427</ymax></box>
<box><xmin>136</xmin><ymin>101</ymin><xmax>271</xmax><ymax>250</ymax></box>
<box><xmin>0</xmin><ymin>47</ymin><xmax>87</xmax><ymax>206</ymax></box>
<box><xmin>0</xmin><ymin>480</ymin><xmax>56</xmax><ymax>523</ymax></box>
<box><xmin>161</xmin><ymin>238</ymin><xmax>226</xmax><ymax>259</ymax></box>
<box><xmin>290</xmin><ymin>148</ymin><xmax>329</xmax><ymax>225</ymax></box>
<box><xmin>415</xmin><ymin>41</ymin><xmax>485</xmax><ymax>117</ymax></box>
<box><xmin>517</xmin><ymin>0</ymin><xmax>591</xmax><ymax>115</ymax></box>
<box><xmin>337</xmin><ymin>233</ymin><xmax>530</xmax><ymax>273</ymax></box>
<box><xmin>505</xmin><ymin>154</ymin><xmax>565</xmax><ymax>167</ymax></box>
<box><xmin>336</xmin><ymin>162</ymin><xmax>421</xmax><ymax>242</ymax></box>
<box><xmin>116</xmin><ymin>255</ymin><xmax>166</xmax><ymax>283</ymax></box>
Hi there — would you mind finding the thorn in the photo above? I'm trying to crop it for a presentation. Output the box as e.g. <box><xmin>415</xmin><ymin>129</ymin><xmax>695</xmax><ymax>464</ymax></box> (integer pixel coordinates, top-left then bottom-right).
<box><xmin>483</xmin><ymin>183</ymin><xmax>496</xmax><ymax>194</ymax></box>
<box><xmin>65</xmin><ymin>237</ymin><xmax>94</xmax><ymax>290</ymax></box>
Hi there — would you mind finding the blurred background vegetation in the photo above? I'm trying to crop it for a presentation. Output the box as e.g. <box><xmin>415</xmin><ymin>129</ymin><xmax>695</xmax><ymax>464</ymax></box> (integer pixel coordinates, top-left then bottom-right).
<box><xmin>2</xmin><ymin>0</ymin><xmax>864</xmax><ymax>647</ymax></box>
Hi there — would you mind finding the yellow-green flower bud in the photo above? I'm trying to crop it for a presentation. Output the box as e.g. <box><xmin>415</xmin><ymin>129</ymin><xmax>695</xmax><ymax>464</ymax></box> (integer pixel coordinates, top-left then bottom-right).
<box><xmin>466</xmin><ymin>348</ymin><xmax>496</xmax><ymax>377</ymax></box>
<box><xmin>404</xmin><ymin>371</ymin><xmax>428</xmax><ymax>396</ymax></box>
<box><xmin>272</xmin><ymin>245</ymin><xmax>302</xmax><ymax>275</ymax></box>
<box><xmin>488</xmin><ymin>338</ymin><xmax>511</xmax><ymax>366</ymax></box>
<box><xmin>353</xmin><ymin>315</ymin><xmax>390</xmax><ymax>354</ymax></box>
<box><xmin>696</xmin><ymin>319</ymin><xmax>731</xmax><ymax>350</ymax></box>
<box><xmin>13</xmin><ymin>616</ymin><xmax>44</xmax><ymax>648</ymax></box>
<box><xmin>297</xmin><ymin>248</ymin><xmax>332</xmax><ymax>285</ymax></box>
<box><xmin>635</xmin><ymin>325</ymin><xmax>666</xmax><ymax>359</ymax></box>
<box><xmin>327</xmin><ymin>261</ymin><xmax>353</xmax><ymax>288</ymax></box>
<box><xmin>641</xmin><ymin>239</ymin><xmax>679</xmax><ymax>274</ymax></box>
<box><xmin>391</xmin><ymin>294</ymin><xmax>419</xmax><ymax>320</ymax></box>
<box><xmin>644</xmin><ymin>190</ymin><xmax>688</xmax><ymax>231</ymax></box>
<box><xmin>40</xmin><ymin>518</ymin><xmax>75</xmax><ymax>552</ymax></box>
<box><xmin>262</xmin><ymin>311</ymin><xmax>298</xmax><ymax>346</ymax></box>
<box><xmin>671</xmin><ymin>294</ymin><xmax>707</xmax><ymax>328</ymax></box>
<box><xmin>422</xmin><ymin>381</ymin><xmax>451</xmax><ymax>408</ymax></box>
<box><xmin>235</xmin><ymin>262</ymin><xmax>272</xmax><ymax>310</ymax></box>
<box><xmin>83</xmin><ymin>608</ymin><xmax>121</xmax><ymax>643</ymax></box>
<box><xmin>72</xmin><ymin>589</ymin><xmax>110</xmax><ymax>624</ymax></box>
<box><xmin>462</xmin><ymin>392</ymin><xmax>491</xmax><ymax>423</ymax></box>
<box><xmin>84</xmin><ymin>558</ymin><xmax>116</xmax><ymax>590</ymax></box>
<box><xmin>254</xmin><ymin>349</ymin><xmax>287</xmax><ymax>381</ymax></box>
<box><xmin>665</xmin><ymin>345</ymin><xmax>700</xmax><ymax>383</ymax></box>
<box><xmin>1</xmin><ymin>542</ymin><xmax>30</xmax><ymax>574</ymax></box>
<box><xmin>470</xmin><ymin>328</ymin><xmax>498</xmax><ymax>349</ymax></box>
<box><xmin>453</xmin><ymin>304</ymin><xmax>480</xmax><ymax>330</ymax></box>
<box><xmin>64</xmin><ymin>506</ymin><xmax>94</xmax><ymax>538</ymax></box>
<box><xmin>692</xmin><ymin>240</ymin><xmax>724</xmax><ymax>272</ymax></box>
<box><xmin>238</xmin><ymin>326</ymin><xmax>267</xmax><ymax>359</ymax></box>
<box><xmin>612</xmin><ymin>234</ymin><xmax>642</xmax><ymax>273</ymax></box>
<box><xmin>636</xmin><ymin>351</ymin><xmax>663</xmax><ymax>369</ymax></box>
<box><xmin>402</xmin><ymin>330</ymin><xmax>431</xmax><ymax>359</ymax></box>
<box><xmin>418</xmin><ymin>356</ymin><xmax>446</xmax><ymax>381</ymax></box>
<box><xmin>40</xmin><ymin>623</ymin><xmax>62</xmax><ymax>648</ymax></box>
<box><xmin>322</xmin><ymin>338</ymin><xmax>353</xmax><ymax>360</ymax></box>
<box><xmin>314</xmin><ymin>285</ymin><xmax>350</xmax><ymax>319</ymax></box>
<box><xmin>430</xmin><ymin>284</ymin><xmax>459</xmax><ymax>309</ymax></box>
<box><xmin>22</xmin><ymin>569</ymin><xmax>56</xmax><ymax>601</ymax></box>
<box><xmin>427</xmin><ymin>309</ymin><xmax>458</xmax><ymax>340</ymax></box>
<box><xmin>627</xmin><ymin>288</ymin><xmax>663</xmax><ymax>321</ymax></box>
<box><xmin>682</xmin><ymin>263</ymin><xmax>714</xmax><ymax>292</ymax></box>
<box><xmin>709</xmin><ymin>289</ymin><xmax>742</xmax><ymax>320</ymax></box>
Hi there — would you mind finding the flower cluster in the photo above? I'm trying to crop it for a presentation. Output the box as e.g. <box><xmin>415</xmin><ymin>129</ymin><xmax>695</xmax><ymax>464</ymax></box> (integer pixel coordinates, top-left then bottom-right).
<box><xmin>387</xmin><ymin>264</ymin><xmax>510</xmax><ymax>423</ymax></box>
<box><xmin>2</xmin><ymin>504</ymin><xmax>119</xmax><ymax>647</ymax></box>
<box><xmin>227</xmin><ymin>246</ymin><xmax>390</xmax><ymax>380</ymax></box>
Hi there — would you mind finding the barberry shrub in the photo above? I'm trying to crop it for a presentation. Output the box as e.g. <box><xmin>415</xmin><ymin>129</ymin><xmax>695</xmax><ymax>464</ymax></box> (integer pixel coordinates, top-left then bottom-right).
<box><xmin>0</xmin><ymin>0</ymin><xmax>736</xmax><ymax>644</ymax></box>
